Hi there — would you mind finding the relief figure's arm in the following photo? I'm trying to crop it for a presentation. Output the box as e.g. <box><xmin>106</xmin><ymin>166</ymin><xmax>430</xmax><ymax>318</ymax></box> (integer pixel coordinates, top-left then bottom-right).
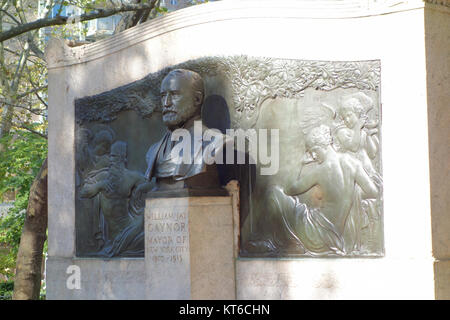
<box><xmin>79</xmin><ymin>178</ymin><xmax>107</xmax><ymax>198</ymax></box>
<box><xmin>127</xmin><ymin>171</ymin><xmax>154</xmax><ymax>198</ymax></box>
<box><xmin>354</xmin><ymin>162</ymin><xmax>378</xmax><ymax>199</ymax></box>
<box><xmin>365</xmin><ymin>130</ymin><xmax>379</xmax><ymax>159</ymax></box>
<box><xmin>285</xmin><ymin>164</ymin><xmax>319</xmax><ymax>196</ymax></box>
<box><xmin>129</xmin><ymin>176</ymin><xmax>153</xmax><ymax>213</ymax></box>
<box><xmin>336</xmin><ymin>127</ymin><xmax>359</xmax><ymax>153</ymax></box>
<box><xmin>347</xmin><ymin>126</ymin><xmax>363</xmax><ymax>152</ymax></box>
<box><xmin>134</xmin><ymin>180</ymin><xmax>153</xmax><ymax>195</ymax></box>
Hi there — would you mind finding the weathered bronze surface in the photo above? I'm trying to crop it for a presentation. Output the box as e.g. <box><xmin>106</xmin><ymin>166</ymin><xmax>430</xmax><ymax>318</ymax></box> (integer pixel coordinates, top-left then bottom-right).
<box><xmin>75</xmin><ymin>69</ymin><xmax>227</xmax><ymax>257</ymax></box>
<box><xmin>75</xmin><ymin>56</ymin><xmax>383</xmax><ymax>258</ymax></box>
<box><xmin>141</xmin><ymin>69</ymin><xmax>228</xmax><ymax>196</ymax></box>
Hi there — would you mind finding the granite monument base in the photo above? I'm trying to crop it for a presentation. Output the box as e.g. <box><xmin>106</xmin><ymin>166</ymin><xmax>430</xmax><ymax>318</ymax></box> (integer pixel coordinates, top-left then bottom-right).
<box><xmin>145</xmin><ymin>195</ymin><xmax>236</xmax><ymax>299</ymax></box>
<box><xmin>46</xmin><ymin>257</ymin><xmax>145</xmax><ymax>300</ymax></box>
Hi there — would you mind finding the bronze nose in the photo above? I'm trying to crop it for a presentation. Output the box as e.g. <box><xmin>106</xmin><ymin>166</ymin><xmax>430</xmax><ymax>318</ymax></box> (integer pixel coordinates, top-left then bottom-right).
<box><xmin>162</xmin><ymin>93</ymin><xmax>172</xmax><ymax>107</ymax></box>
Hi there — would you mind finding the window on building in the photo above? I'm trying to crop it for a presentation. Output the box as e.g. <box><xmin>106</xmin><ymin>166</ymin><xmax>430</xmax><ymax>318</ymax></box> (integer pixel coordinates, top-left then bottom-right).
<box><xmin>51</xmin><ymin>4</ymin><xmax>66</xmax><ymax>17</ymax></box>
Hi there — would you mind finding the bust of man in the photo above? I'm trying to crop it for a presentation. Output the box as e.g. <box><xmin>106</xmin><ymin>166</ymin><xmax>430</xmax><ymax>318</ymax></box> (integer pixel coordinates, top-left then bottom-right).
<box><xmin>142</xmin><ymin>69</ymin><xmax>226</xmax><ymax>196</ymax></box>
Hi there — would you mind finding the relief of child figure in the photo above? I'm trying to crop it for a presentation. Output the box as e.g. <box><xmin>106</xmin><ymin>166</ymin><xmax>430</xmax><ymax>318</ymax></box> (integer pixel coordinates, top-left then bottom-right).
<box><xmin>85</xmin><ymin>128</ymin><xmax>116</xmax><ymax>249</ymax></box>
<box><xmin>334</xmin><ymin>92</ymin><xmax>382</xmax><ymax>251</ymax></box>
<box><xmin>76</xmin><ymin>127</ymin><xmax>115</xmax><ymax>251</ymax></box>
<box><xmin>335</xmin><ymin>92</ymin><xmax>379</xmax><ymax>175</ymax></box>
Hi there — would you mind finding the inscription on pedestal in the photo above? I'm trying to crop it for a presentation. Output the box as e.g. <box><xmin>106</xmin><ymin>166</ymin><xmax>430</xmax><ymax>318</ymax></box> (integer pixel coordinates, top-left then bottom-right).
<box><xmin>145</xmin><ymin>198</ymin><xmax>191</xmax><ymax>299</ymax></box>
<box><xmin>147</xmin><ymin>209</ymin><xmax>189</xmax><ymax>265</ymax></box>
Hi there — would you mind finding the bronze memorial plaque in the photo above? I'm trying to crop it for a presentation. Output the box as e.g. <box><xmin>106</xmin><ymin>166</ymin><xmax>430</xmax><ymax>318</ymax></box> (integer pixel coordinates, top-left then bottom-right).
<box><xmin>75</xmin><ymin>56</ymin><xmax>383</xmax><ymax>258</ymax></box>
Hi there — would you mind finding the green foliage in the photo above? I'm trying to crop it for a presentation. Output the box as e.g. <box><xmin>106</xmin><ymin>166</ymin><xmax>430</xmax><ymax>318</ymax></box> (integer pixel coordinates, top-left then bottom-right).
<box><xmin>0</xmin><ymin>128</ymin><xmax>47</xmax><ymax>280</ymax></box>
<box><xmin>0</xmin><ymin>280</ymin><xmax>14</xmax><ymax>300</ymax></box>
<box><xmin>190</xmin><ymin>0</ymin><xmax>210</xmax><ymax>4</ymax></box>
<box><xmin>0</xmin><ymin>245</ymin><xmax>15</xmax><ymax>279</ymax></box>
<box><xmin>40</xmin><ymin>281</ymin><xmax>46</xmax><ymax>300</ymax></box>
<box><xmin>0</xmin><ymin>202</ymin><xmax>26</xmax><ymax>256</ymax></box>
<box><xmin>155</xmin><ymin>5</ymin><xmax>168</xmax><ymax>13</ymax></box>
<box><xmin>0</xmin><ymin>128</ymin><xmax>47</xmax><ymax>201</ymax></box>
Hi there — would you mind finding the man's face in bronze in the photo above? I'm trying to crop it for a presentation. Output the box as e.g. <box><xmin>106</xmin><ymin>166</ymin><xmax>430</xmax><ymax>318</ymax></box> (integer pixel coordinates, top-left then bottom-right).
<box><xmin>160</xmin><ymin>73</ymin><xmax>201</xmax><ymax>130</ymax></box>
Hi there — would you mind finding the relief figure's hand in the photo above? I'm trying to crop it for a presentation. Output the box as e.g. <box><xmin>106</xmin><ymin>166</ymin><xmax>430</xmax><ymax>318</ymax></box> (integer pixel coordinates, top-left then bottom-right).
<box><xmin>134</xmin><ymin>182</ymin><xmax>152</xmax><ymax>200</ymax></box>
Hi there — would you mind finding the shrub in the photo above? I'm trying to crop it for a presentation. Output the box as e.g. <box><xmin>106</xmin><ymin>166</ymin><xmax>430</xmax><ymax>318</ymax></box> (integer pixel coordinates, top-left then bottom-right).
<box><xmin>0</xmin><ymin>280</ymin><xmax>14</xmax><ymax>300</ymax></box>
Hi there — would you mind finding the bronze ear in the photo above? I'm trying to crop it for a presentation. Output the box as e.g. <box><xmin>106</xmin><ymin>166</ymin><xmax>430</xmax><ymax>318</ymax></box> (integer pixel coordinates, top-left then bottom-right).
<box><xmin>194</xmin><ymin>91</ymin><xmax>203</xmax><ymax>106</ymax></box>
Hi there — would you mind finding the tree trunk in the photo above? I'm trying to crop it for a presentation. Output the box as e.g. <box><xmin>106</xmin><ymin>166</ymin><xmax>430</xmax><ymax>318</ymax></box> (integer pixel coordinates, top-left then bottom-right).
<box><xmin>114</xmin><ymin>0</ymin><xmax>159</xmax><ymax>34</ymax></box>
<box><xmin>12</xmin><ymin>158</ymin><xmax>48</xmax><ymax>300</ymax></box>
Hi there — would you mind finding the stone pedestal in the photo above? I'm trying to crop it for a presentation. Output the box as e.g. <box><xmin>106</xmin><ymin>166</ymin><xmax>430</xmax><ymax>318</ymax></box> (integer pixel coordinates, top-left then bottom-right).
<box><xmin>145</xmin><ymin>196</ymin><xmax>236</xmax><ymax>299</ymax></box>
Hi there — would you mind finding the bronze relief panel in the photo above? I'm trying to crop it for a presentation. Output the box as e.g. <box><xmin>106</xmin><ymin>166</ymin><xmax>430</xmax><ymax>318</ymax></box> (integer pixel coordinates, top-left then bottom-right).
<box><xmin>75</xmin><ymin>56</ymin><xmax>383</xmax><ymax>258</ymax></box>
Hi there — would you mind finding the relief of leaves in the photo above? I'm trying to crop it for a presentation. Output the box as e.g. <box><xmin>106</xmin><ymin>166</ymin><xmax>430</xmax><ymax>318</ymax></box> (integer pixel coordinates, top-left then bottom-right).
<box><xmin>76</xmin><ymin>56</ymin><xmax>380</xmax><ymax>127</ymax></box>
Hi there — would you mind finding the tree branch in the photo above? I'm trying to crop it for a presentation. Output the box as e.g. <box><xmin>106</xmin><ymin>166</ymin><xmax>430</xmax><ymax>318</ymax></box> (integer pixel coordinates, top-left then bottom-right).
<box><xmin>27</xmin><ymin>35</ymin><xmax>45</xmax><ymax>60</ymax></box>
<box><xmin>0</xmin><ymin>99</ymin><xmax>45</xmax><ymax>116</ymax></box>
<box><xmin>25</xmin><ymin>64</ymin><xmax>48</xmax><ymax>108</ymax></box>
<box><xmin>0</xmin><ymin>1</ymin><xmax>158</xmax><ymax>42</ymax></box>
<box><xmin>17</xmin><ymin>85</ymin><xmax>47</xmax><ymax>98</ymax></box>
<box><xmin>0</xmin><ymin>9</ymin><xmax>21</xmax><ymax>25</ymax></box>
<box><xmin>33</xmin><ymin>90</ymin><xmax>48</xmax><ymax>109</ymax></box>
<box><xmin>13</xmin><ymin>0</ymin><xmax>28</xmax><ymax>25</ymax></box>
<box><xmin>18</xmin><ymin>124</ymin><xmax>48</xmax><ymax>139</ymax></box>
<box><xmin>4</xmin><ymin>41</ymin><xmax>45</xmax><ymax>62</ymax></box>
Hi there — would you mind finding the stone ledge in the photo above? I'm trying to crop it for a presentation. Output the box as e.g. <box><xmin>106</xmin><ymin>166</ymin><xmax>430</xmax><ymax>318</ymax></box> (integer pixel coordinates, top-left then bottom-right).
<box><xmin>434</xmin><ymin>260</ymin><xmax>450</xmax><ymax>299</ymax></box>
<box><xmin>45</xmin><ymin>0</ymin><xmax>430</xmax><ymax>69</ymax></box>
<box><xmin>46</xmin><ymin>256</ymin><xmax>146</xmax><ymax>299</ymax></box>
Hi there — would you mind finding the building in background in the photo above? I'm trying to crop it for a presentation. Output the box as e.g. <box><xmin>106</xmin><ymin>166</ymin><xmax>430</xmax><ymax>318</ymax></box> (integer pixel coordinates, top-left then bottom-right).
<box><xmin>37</xmin><ymin>1</ymin><xmax>217</xmax><ymax>42</ymax></box>
<box><xmin>86</xmin><ymin>15</ymin><xmax>122</xmax><ymax>41</ymax></box>
<box><xmin>161</xmin><ymin>0</ymin><xmax>218</xmax><ymax>12</ymax></box>
<box><xmin>38</xmin><ymin>1</ymin><xmax>121</xmax><ymax>43</ymax></box>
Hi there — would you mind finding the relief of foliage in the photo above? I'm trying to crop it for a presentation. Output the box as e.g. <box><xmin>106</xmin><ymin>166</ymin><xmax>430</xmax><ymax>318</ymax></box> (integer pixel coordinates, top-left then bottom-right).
<box><xmin>75</xmin><ymin>55</ymin><xmax>380</xmax><ymax>129</ymax></box>
<box><xmin>216</xmin><ymin>57</ymin><xmax>380</xmax><ymax>128</ymax></box>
